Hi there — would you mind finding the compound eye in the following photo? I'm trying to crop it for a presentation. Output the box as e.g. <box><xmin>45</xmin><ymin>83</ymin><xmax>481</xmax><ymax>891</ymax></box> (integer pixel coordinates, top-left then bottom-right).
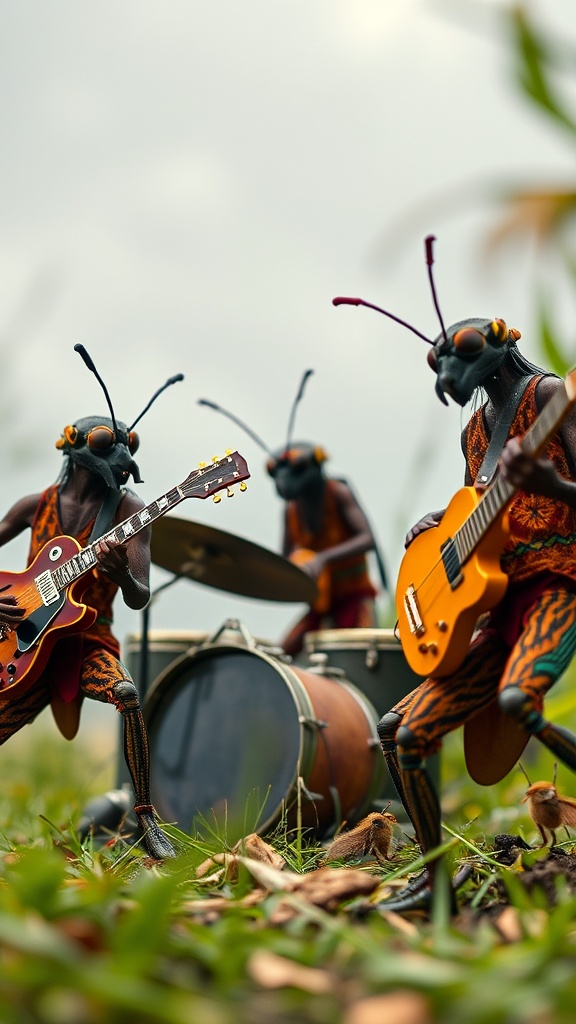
<box><xmin>266</xmin><ymin>458</ymin><xmax>277</xmax><ymax>477</ymax></box>
<box><xmin>453</xmin><ymin>328</ymin><xmax>486</xmax><ymax>354</ymax></box>
<box><xmin>87</xmin><ymin>426</ymin><xmax>116</xmax><ymax>450</ymax></box>
<box><xmin>491</xmin><ymin>319</ymin><xmax>508</xmax><ymax>344</ymax></box>
<box><xmin>128</xmin><ymin>431</ymin><xmax>140</xmax><ymax>455</ymax></box>
<box><xmin>427</xmin><ymin>347</ymin><xmax>439</xmax><ymax>372</ymax></box>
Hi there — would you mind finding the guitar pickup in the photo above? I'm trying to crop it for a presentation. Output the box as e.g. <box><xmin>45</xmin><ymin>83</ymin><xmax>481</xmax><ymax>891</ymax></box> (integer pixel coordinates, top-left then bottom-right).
<box><xmin>404</xmin><ymin>585</ymin><xmax>425</xmax><ymax>636</ymax></box>
<box><xmin>35</xmin><ymin>570</ymin><xmax>59</xmax><ymax>606</ymax></box>
<box><xmin>440</xmin><ymin>537</ymin><xmax>463</xmax><ymax>590</ymax></box>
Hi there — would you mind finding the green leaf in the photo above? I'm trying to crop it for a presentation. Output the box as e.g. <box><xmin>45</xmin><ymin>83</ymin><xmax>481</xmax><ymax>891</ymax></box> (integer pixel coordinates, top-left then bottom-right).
<box><xmin>537</xmin><ymin>301</ymin><xmax>571</xmax><ymax>375</ymax></box>
<box><xmin>510</xmin><ymin>7</ymin><xmax>576</xmax><ymax>137</ymax></box>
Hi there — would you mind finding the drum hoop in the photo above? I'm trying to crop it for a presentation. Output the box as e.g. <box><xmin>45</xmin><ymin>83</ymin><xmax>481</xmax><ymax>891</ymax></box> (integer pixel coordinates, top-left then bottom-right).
<box><xmin>143</xmin><ymin>640</ymin><xmax>320</xmax><ymax>821</ymax></box>
<box><xmin>303</xmin><ymin>628</ymin><xmax>401</xmax><ymax>652</ymax></box>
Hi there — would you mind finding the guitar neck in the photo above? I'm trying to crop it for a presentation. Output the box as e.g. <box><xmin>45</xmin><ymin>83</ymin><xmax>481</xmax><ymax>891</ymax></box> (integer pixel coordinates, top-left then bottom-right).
<box><xmin>50</xmin><ymin>485</ymin><xmax>187</xmax><ymax>593</ymax></box>
<box><xmin>454</xmin><ymin>378</ymin><xmax>574</xmax><ymax>566</ymax></box>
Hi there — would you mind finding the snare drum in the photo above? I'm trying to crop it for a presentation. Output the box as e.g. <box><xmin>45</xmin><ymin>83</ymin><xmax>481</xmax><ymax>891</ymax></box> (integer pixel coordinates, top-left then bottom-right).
<box><xmin>143</xmin><ymin>639</ymin><xmax>384</xmax><ymax>843</ymax></box>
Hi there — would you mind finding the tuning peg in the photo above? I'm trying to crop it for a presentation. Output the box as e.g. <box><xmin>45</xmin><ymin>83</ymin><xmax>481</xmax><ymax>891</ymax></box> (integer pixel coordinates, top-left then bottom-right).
<box><xmin>212</xmin><ymin>455</ymin><xmax>220</xmax><ymax>463</ymax></box>
<box><xmin>240</xmin><ymin>482</ymin><xmax>247</xmax><ymax>492</ymax></box>
<box><xmin>213</xmin><ymin>494</ymin><xmax>222</xmax><ymax>503</ymax></box>
<box><xmin>225</xmin><ymin>448</ymin><xmax>233</xmax><ymax>456</ymax></box>
<box><xmin>198</xmin><ymin>461</ymin><xmax>207</xmax><ymax>469</ymax></box>
<box><xmin>226</xmin><ymin>487</ymin><xmax>234</xmax><ymax>498</ymax></box>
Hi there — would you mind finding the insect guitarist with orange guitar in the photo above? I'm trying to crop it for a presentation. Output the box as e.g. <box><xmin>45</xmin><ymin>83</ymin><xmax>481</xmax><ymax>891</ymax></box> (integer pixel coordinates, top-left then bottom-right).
<box><xmin>0</xmin><ymin>347</ymin><xmax>185</xmax><ymax>861</ymax></box>
<box><xmin>199</xmin><ymin>371</ymin><xmax>387</xmax><ymax>656</ymax></box>
<box><xmin>336</xmin><ymin>237</ymin><xmax>576</xmax><ymax>914</ymax></box>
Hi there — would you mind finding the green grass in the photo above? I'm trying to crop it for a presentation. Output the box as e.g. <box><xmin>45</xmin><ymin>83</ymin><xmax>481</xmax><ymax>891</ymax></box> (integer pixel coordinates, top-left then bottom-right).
<box><xmin>2</xmin><ymin>671</ymin><xmax>576</xmax><ymax>1023</ymax></box>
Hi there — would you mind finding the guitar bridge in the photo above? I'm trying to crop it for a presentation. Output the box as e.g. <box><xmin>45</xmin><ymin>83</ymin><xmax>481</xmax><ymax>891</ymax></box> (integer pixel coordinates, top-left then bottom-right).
<box><xmin>404</xmin><ymin>585</ymin><xmax>425</xmax><ymax>636</ymax></box>
<box><xmin>35</xmin><ymin>570</ymin><xmax>59</xmax><ymax>606</ymax></box>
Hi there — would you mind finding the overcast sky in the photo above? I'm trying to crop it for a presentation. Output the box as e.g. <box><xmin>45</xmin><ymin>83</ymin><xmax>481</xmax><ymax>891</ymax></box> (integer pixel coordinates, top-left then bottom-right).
<box><xmin>1</xmin><ymin>1</ymin><xmax>575</xmax><ymax>744</ymax></box>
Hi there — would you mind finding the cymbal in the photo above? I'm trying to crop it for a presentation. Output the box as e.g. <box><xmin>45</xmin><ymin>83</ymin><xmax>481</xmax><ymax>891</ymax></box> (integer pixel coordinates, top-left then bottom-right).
<box><xmin>151</xmin><ymin>515</ymin><xmax>318</xmax><ymax>603</ymax></box>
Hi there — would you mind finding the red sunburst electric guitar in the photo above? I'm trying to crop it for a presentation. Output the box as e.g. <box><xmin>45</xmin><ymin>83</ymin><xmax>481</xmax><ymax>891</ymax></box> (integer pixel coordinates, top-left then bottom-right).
<box><xmin>0</xmin><ymin>451</ymin><xmax>249</xmax><ymax>702</ymax></box>
<box><xmin>396</xmin><ymin>368</ymin><xmax>576</xmax><ymax>678</ymax></box>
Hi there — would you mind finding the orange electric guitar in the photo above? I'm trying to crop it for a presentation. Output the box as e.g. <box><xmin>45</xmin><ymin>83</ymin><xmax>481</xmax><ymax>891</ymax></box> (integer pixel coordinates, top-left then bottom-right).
<box><xmin>288</xmin><ymin>548</ymin><xmax>330</xmax><ymax>614</ymax></box>
<box><xmin>396</xmin><ymin>369</ymin><xmax>576</xmax><ymax>678</ymax></box>
<box><xmin>0</xmin><ymin>451</ymin><xmax>249</xmax><ymax>702</ymax></box>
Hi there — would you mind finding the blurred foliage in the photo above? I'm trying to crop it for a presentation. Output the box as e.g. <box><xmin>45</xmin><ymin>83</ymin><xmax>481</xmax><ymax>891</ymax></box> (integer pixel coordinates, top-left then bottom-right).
<box><xmin>486</xmin><ymin>3</ymin><xmax>576</xmax><ymax>372</ymax></box>
<box><xmin>1</xmin><ymin>691</ymin><xmax>576</xmax><ymax>1023</ymax></box>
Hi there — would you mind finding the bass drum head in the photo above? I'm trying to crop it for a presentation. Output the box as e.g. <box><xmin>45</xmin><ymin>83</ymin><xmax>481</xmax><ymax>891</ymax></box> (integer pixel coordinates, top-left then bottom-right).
<box><xmin>144</xmin><ymin>645</ymin><xmax>310</xmax><ymax>842</ymax></box>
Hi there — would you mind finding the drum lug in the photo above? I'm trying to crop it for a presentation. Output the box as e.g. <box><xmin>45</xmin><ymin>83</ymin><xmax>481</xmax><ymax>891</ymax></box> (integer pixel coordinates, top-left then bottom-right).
<box><xmin>207</xmin><ymin>618</ymin><xmax>257</xmax><ymax>648</ymax></box>
<box><xmin>365</xmin><ymin>645</ymin><xmax>379</xmax><ymax>670</ymax></box>
<box><xmin>299</xmin><ymin>715</ymin><xmax>328</xmax><ymax>730</ymax></box>
<box><xmin>306</xmin><ymin>653</ymin><xmax>346</xmax><ymax>680</ymax></box>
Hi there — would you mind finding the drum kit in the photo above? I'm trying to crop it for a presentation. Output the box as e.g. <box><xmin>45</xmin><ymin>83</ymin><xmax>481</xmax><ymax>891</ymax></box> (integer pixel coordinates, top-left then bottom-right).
<box><xmin>107</xmin><ymin>514</ymin><xmax>437</xmax><ymax>845</ymax></box>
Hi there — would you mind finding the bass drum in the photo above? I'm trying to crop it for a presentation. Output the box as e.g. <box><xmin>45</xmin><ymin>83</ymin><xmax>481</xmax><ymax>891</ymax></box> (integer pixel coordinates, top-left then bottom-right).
<box><xmin>302</xmin><ymin>628</ymin><xmax>440</xmax><ymax>809</ymax></box>
<box><xmin>303</xmin><ymin>628</ymin><xmax>422</xmax><ymax>718</ymax></box>
<box><xmin>124</xmin><ymin>631</ymin><xmax>208</xmax><ymax>692</ymax></box>
<box><xmin>144</xmin><ymin>640</ymin><xmax>384</xmax><ymax>843</ymax></box>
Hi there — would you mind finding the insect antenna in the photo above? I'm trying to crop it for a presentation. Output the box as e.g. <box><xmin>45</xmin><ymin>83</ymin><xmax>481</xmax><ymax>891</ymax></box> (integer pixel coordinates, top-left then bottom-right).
<box><xmin>284</xmin><ymin>368</ymin><xmax>314</xmax><ymax>453</ymax></box>
<box><xmin>74</xmin><ymin>344</ymin><xmax>118</xmax><ymax>433</ymax></box>
<box><xmin>424</xmin><ymin>234</ymin><xmax>449</xmax><ymax>346</ymax></box>
<box><xmin>197</xmin><ymin>399</ymin><xmax>274</xmax><ymax>456</ymax></box>
<box><xmin>518</xmin><ymin>761</ymin><xmax>532</xmax><ymax>786</ymax></box>
<box><xmin>553</xmin><ymin>762</ymin><xmax>558</xmax><ymax>786</ymax></box>
<box><xmin>129</xmin><ymin>373</ymin><xmax>184</xmax><ymax>430</ymax></box>
<box><xmin>332</xmin><ymin>296</ymin><xmax>434</xmax><ymax>344</ymax></box>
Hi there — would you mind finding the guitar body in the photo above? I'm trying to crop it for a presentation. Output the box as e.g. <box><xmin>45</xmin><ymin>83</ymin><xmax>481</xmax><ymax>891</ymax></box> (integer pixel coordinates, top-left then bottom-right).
<box><xmin>0</xmin><ymin>536</ymin><xmax>97</xmax><ymax>702</ymax></box>
<box><xmin>289</xmin><ymin>548</ymin><xmax>330</xmax><ymax>614</ymax></box>
<box><xmin>396</xmin><ymin>486</ymin><xmax>510</xmax><ymax>678</ymax></box>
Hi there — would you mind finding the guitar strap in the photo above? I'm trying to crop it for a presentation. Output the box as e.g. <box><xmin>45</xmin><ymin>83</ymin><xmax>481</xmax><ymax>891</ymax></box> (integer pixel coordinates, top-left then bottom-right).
<box><xmin>475</xmin><ymin>374</ymin><xmax>535</xmax><ymax>486</ymax></box>
<box><xmin>89</xmin><ymin>486</ymin><xmax>127</xmax><ymax>543</ymax></box>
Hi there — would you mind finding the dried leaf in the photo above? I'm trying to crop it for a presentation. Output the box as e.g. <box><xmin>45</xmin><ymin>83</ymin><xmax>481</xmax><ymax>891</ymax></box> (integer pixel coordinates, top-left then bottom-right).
<box><xmin>485</xmin><ymin>189</ymin><xmax>576</xmax><ymax>251</ymax></box>
<box><xmin>270</xmin><ymin>866</ymin><xmax>380</xmax><ymax>924</ymax></box>
<box><xmin>235</xmin><ymin>856</ymin><xmax>299</xmax><ymax>892</ymax></box>
<box><xmin>196</xmin><ymin>852</ymin><xmax>238</xmax><ymax>882</ymax></box>
<box><xmin>233</xmin><ymin>833</ymin><xmax>286</xmax><ymax>870</ymax></box>
<box><xmin>344</xmin><ymin>991</ymin><xmax>432</xmax><ymax>1024</ymax></box>
<box><xmin>248</xmin><ymin>949</ymin><xmax>333</xmax><ymax>994</ymax></box>
<box><xmin>494</xmin><ymin>906</ymin><xmax>523</xmax><ymax>944</ymax></box>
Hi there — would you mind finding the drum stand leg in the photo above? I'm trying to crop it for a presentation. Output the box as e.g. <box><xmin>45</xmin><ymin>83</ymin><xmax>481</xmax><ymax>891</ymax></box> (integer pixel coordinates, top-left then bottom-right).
<box><xmin>138</xmin><ymin>574</ymin><xmax>183</xmax><ymax>700</ymax></box>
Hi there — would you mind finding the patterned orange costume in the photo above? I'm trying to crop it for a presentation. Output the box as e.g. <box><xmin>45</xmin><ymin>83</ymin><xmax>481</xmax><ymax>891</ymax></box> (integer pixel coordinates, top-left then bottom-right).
<box><xmin>280</xmin><ymin>479</ymin><xmax>377</xmax><ymax>655</ymax></box>
<box><xmin>0</xmin><ymin>485</ymin><xmax>134</xmax><ymax>742</ymax></box>
<box><xmin>378</xmin><ymin>370</ymin><xmax>576</xmax><ymax>911</ymax></box>
<box><xmin>0</xmin><ymin>476</ymin><xmax>174</xmax><ymax>861</ymax></box>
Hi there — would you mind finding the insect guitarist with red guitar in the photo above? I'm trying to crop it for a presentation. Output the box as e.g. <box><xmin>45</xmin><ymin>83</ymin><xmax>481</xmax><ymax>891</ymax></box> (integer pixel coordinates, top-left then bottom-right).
<box><xmin>0</xmin><ymin>347</ymin><xmax>185</xmax><ymax>861</ymax></box>
<box><xmin>336</xmin><ymin>238</ymin><xmax>576</xmax><ymax>914</ymax></box>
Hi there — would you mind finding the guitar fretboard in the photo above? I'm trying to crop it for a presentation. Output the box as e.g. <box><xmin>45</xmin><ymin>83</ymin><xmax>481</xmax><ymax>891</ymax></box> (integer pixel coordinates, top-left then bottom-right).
<box><xmin>42</xmin><ymin>450</ymin><xmax>249</xmax><ymax>596</ymax></box>
<box><xmin>51</xmin><ymin>486</ymin><xmax>185</xmax><ymax>592</ymax></box>
<box><xmin>453</xmin><ymin>381</ymin><xmax>572</xmax><ymax>567</ymax></box>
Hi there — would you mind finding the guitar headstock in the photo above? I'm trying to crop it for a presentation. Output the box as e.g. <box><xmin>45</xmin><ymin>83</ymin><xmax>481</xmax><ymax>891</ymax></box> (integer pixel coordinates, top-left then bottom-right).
<box><xmin>180</xmin><ymin>451</ymin><xmax>250</xmax><ymax>501</ymax></box>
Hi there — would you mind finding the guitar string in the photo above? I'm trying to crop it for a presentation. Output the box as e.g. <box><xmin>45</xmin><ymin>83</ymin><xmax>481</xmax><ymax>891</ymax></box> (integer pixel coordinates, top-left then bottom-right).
<box><xmin>405</xmin><ymin>387</ymin><xmax>571</xmax><ymax>620</ymax></box>
<box><xmin>1</xmin><ymin>460</ymin><xmax>244</xmax><ymax>648</ymax></box>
